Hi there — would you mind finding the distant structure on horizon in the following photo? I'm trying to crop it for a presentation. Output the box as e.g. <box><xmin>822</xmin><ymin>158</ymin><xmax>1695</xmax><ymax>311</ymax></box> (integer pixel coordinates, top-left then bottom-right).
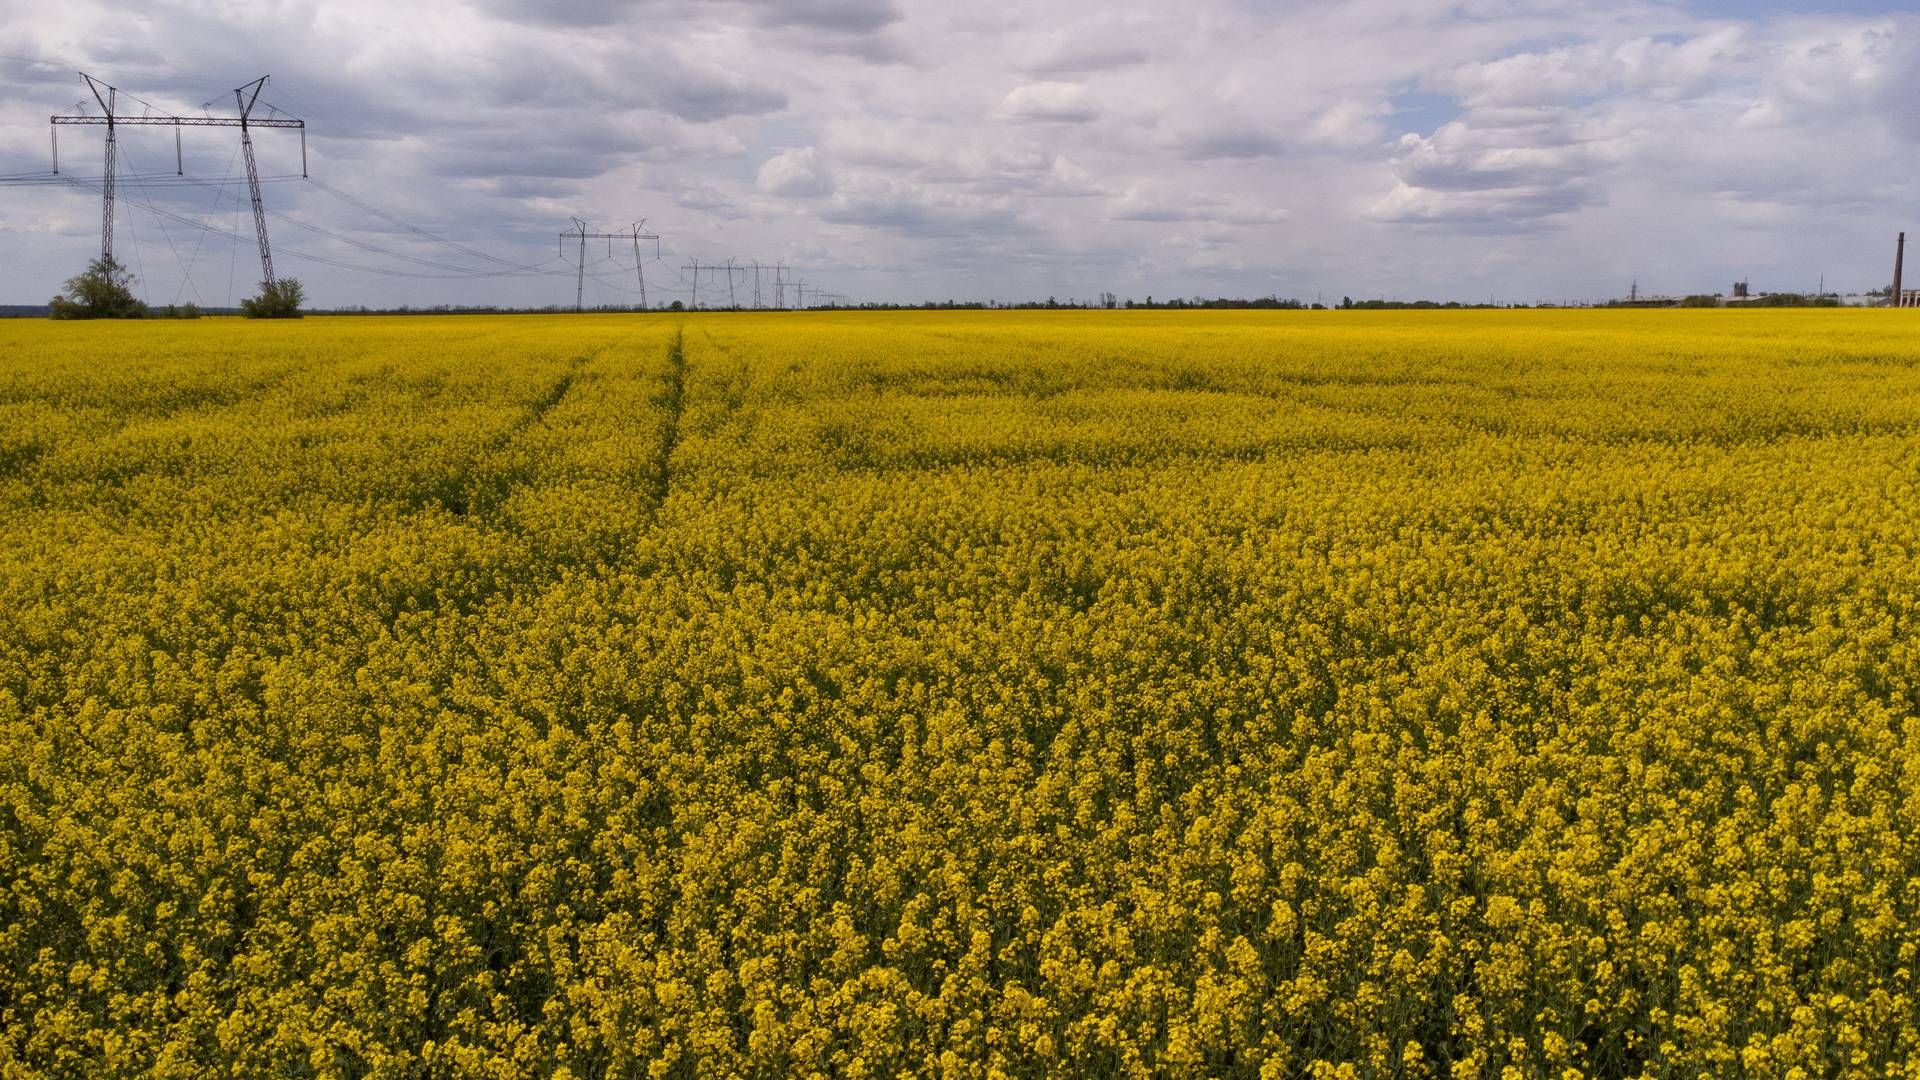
<box><xmin>1897</xmin><ymin>232</ymin><xmax>1914</xmax><ymax>307</ymax></box>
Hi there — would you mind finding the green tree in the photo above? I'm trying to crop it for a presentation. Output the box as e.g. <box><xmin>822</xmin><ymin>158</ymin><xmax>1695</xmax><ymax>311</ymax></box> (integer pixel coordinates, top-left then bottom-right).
<box><xmin>48</xmin><ymin>256</ymin><xmax>147</xmax><ymax>320</ymax></box>
<box><xmin>240</xmin><ymin>278</ymin><xmax>306</xmax><ymax>319</ymax></box>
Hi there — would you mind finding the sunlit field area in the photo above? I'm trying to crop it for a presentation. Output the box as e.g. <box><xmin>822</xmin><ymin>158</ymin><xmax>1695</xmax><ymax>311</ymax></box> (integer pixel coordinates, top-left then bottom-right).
<box><xmin>5</xmin><ymin>310</ymin><xmax>1920</xmax><ymax>1076</ymax></box>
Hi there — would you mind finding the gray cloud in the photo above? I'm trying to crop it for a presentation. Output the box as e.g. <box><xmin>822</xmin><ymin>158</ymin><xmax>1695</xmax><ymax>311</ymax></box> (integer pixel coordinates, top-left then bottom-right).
<box><xmin>471</xmin><ymin>0</ymin><xmax>900</xmax><ymax>32</ymax></box>
<box><xmin>999</xmin><ymin>82</ymin><xmax>1101</xmax><ymax>124</ymax></box>
<box><xmin>1</xmin><ymin>2</ymin><xmax>1915</xmax><ymax>309</ymax></box>
<box><xmin>819</xmin><ymin>173</ymin><xmax>1026</xmax><ymax>237</ymax></box>
<box><xmin>1024</xmin><ymin>39</ymin><xmax>1151</xmax><ymax>77</ymax></box>
<box><xmin>651</xmin><ymin>66</ymin><xmax>787</xmax><ymax>123</ymax></box>
<box><xmin>1173</xmin><ymin>128</ymin><xmax>1286</xmax><ymax>160</ymax></box>
<box><xmin>757</xmin><ymin>146</ymin><xmax>833</xmax><ymax>196</ymax></box>
<box><xmin>1108</xmin><ymin>186</ymin><xmax>1288</xmax><ymax>225</ymax></box>
<box><xmin>753</xmin><ymin>0</ymin><xmax>901</xmax><ymax>33</ymax></box>
<box><xmin>470</xmin><ymin>0</ymin><xmax>637</xmax><ymax>28</ymax></box>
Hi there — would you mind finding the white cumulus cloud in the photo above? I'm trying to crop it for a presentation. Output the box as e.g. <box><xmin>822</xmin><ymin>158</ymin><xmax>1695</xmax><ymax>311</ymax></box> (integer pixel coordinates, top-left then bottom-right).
<box><xmin>757</xmin><ymin>146</ymin><xmax>834</xmax><ymax>197</ymax></box>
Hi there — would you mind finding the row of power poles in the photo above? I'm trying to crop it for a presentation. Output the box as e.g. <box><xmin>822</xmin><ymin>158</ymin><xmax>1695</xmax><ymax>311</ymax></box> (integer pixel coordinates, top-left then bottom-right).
<box><xmin>674</xmin><ymin>261</ymin><xmax>849</xmax><ymax>310</ymax></box>
<box><xmin>681</xmin><ymin>259</ymin><xmax>801</xmax><ymax>311</ymax></box>
<box><xmin>560</xmin><ymin>231</ymin><xmax>847</xmax><ymax>312</ymax></box>
<box><xmin>47</xmin><ymin>72</ymin><xmax>852</xmax><ymax>312</ymax></box>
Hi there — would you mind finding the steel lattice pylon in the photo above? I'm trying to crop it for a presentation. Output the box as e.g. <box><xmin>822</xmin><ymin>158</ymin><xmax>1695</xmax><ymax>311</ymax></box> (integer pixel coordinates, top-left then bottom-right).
<box><xmin>560</xmin><ymin>220</ymin><xmax>661</xmax><ymax>312</ymax></box>
<box><xmin>236</xmin><ymin>78</ymin><xmax>275</xmax><ymax>287</ymax></box>
<box><xmin>51</xmin><ymin>72</ymin><xmax>305</xmax><ymax>287</ymax></box>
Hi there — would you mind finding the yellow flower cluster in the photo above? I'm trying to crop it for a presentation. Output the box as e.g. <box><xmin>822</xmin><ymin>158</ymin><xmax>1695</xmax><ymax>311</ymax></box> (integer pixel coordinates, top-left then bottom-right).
<box><xmin>3</xmin><ymin>309</ymin><xmax>1920</xmax><ymax>1077</ymax></box>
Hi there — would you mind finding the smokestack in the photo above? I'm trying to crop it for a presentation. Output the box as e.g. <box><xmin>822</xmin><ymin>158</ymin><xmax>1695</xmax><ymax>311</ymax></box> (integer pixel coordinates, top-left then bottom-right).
<box><xmin>1897</xmin><ymin>232</ymin><xmax>1906</xmax><ymax>309</ymax></box>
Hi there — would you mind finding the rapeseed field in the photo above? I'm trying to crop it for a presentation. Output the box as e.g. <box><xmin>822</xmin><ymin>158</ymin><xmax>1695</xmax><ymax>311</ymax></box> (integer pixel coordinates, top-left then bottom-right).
<box><xmin>3</xmin><ymin>309</ymin><xmax>1919</xmax><ymax>1077</ymax></box>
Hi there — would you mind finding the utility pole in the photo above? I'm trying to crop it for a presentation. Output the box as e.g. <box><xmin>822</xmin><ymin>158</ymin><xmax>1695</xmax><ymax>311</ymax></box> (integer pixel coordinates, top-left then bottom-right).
<box><xmin>725</xmin><ymin>257</ymin><xmax>738</xmax><ymax>309</ymax></box>
<box><xmin>52</xmin><ymin>72</ymin><xmax>304</xmax><ymax>277</ymax></box>
<box><xmin>684</xmin><ymin>260</ymin><xmax>700</xmax><ymax>309</ymax></box>
<box><xmin>561</xmin><ymin>219</ymin><xmax>660</xmax><ymax>312</ymax></box>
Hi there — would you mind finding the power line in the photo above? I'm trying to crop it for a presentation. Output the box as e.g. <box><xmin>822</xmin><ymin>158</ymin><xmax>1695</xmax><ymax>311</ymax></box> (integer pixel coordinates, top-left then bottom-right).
<box><xmin>15</xmin><ymin>68</ymin><xmax>823</xmax><ymax>307</ymax></box>
<box><xmin>111</xmin><ymin>171</ymin><xmax>579</xmax><ymax>282</ymax></box>
<box><xmin>119</xmin><ymin>141</ymin><xmax>201</xmax><ymax>305</ymax></box>
<box><xmin>308</xmin><ymin>176</ymin><xmax>560</xmax><ymax>274</ymax></box>
<box><xmin>66</xmin><ymin>177</ymin><xmax>570</xmax><ymax>281</ymax></box>
<box><xmin>175</xmin><ymin>139</ymin><xmax>242</xmax><ymax>305</ymax></box>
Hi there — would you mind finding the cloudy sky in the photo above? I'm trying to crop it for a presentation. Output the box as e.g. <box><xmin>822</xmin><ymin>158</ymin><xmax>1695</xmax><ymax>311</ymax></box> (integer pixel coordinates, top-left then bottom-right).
<box><xmin>0</xmin><ymin>0</ymin><xmax>1915</xmax><ymax>308</ymax></box>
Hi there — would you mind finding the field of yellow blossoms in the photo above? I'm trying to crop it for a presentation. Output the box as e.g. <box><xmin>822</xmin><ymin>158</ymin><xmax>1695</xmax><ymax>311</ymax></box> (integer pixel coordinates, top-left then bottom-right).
<box><xmin>4</xmin><ymin>309</ymin><xmax>1920</xmax><ymax>1077</ymax></box>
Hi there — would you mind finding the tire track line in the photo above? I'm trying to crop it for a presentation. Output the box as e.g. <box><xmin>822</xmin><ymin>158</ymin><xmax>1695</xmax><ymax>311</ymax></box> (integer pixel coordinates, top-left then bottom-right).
<box><xmin>646</xmin><ymin>327</ymin><xmax>687</xmax><ymax>517</ymax></box>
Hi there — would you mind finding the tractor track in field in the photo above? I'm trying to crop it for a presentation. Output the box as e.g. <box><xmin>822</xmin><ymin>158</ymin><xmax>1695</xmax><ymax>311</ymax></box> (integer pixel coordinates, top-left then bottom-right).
<box><xmin>517</xmin><ymin>354</ymin><xmax>590</xmax><ymax>435</ymax></box>
<box><xmin>645</xmin><ymin>327</ymin><xmax>687</xmax><ymax>517</ymax></box>
<box><xmin>431</xmin><ymin>353</ymin><xmax>589</xmax><ymax>518</ymax></box>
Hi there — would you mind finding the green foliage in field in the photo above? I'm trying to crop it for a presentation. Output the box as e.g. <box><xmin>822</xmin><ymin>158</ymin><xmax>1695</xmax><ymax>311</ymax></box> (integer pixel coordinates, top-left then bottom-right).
<box><xmin>47</xmin><ymin>256</ymin><xmax>147</xmax><ymax>320</ymax></box>
<box><xmin>3</xmin><ymin>311</ymin><xmax>1920</xmax><ymax>1077</ymax></box>
<box><xmin>240</xmin><ymin>278</ymin><xmax>307</xmax><ymax>319</ymax></box>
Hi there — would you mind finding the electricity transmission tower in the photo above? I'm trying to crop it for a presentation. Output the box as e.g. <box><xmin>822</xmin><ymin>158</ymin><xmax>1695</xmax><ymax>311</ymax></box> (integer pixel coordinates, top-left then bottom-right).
<box><xmin>683</xmin><ymin>259</ymin><xmax>701</xmax><ymax>308</ymax></box>
<box><xmin>742</xmin><ymin>261</ymin><xmax>785</xmax><ymax>309</ymax></box>
<box><xmin>683</xmin><ymin>259</ymin><xmax>748</xmax><ymax>309</ymax></box>
<box><xmin>51</xmin><ymin>73</ymin><xmax>305</xmax><ymax>282</ymax></box>
<box><xmin>676</xmin><ymin>259</ymin><xmax>818</xmax><ymax>311</ymax></box>
<box><xmin>630</xmin><ymin>221</ymin><xmax>659</xmax><ymax>309</ymax></box>
<box><xmin>560</xmin><ymin>219</ymin><xmax>660</xmax><ymax>312</ymax></box>
<box><xmin>682</xmin><ymin>259</ymin><xmax>747</xmax><ymax>309</ymax></box>
<box><xmin>235</xmin><ymin>78</ymin><xmax>281</xmax><ymax>286</ymax></box>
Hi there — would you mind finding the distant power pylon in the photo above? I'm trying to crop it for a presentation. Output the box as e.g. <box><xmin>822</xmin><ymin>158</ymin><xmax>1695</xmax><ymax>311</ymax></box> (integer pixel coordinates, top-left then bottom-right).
<box><xmin>559</xmin><ymin>219</ymin><xmax>660</xmax><ymax>312</ymax></box>
<box><xmin>682</xmin><ymin>259</ymin><xmax>747</xmax><ymax>309</ymax></box>
<box><xmin>742</xmin><ymin>262</ymin><xmax>786</xmax><ymax>309</ymax></box>
<box><xmin>51</xmin><ymin>72</ymin><xmax>305</xmax><ymax>283</ymax></box>
<box><xmin>672</xmin><ymin>259</ymin><xmax>824</xmax><ymax>310</ymax></box>
<box><xmin>682</xmin><ymin>259</ymin><xmax>703</xmax><ymax>308</ymax></box>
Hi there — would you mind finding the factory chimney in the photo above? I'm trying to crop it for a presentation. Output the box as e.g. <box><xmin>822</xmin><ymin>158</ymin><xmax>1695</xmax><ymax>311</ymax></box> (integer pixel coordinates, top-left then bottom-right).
<box><xmin>1896</xmin><ymin>232</ymin><xmax>1906</xmax><ymax>309</ymax></box>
